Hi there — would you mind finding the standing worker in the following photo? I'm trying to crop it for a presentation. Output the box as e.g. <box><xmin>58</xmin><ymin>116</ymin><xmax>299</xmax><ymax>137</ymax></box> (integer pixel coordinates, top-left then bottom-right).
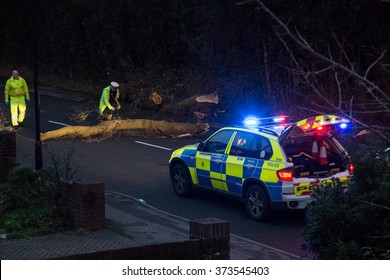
<box><xmin>98</xmin><ymin>81</ymin><xmax>121</xmax><ymax>120</ymax></box>
<box><xmin>4</xmin><ymin>70</ymin><xmax>30</xmax><ymax>128</ymax></box>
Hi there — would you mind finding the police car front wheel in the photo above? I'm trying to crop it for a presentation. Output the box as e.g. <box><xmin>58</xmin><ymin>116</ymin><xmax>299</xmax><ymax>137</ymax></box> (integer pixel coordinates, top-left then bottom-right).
<box><xmin>171</xmin><ymin>164</ymin><xmax>192</xmax><ymax>197</ymax></box>
<box><xmin>245</xmin><ymin>185</ymin><xmax>270</xmax><ymax>222</ymax></box>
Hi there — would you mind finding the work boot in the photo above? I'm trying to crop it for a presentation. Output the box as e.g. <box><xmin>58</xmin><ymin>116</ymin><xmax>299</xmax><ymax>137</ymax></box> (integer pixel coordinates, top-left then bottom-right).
<box><xmin>18</xmin><ymin>122</ymin><xmax>24</xmax><ymax>127</ymax></box>
<box><xmin>11</xmin><ymin>125</ymin><xmax>19</xmax><ymax>129</ymax></box>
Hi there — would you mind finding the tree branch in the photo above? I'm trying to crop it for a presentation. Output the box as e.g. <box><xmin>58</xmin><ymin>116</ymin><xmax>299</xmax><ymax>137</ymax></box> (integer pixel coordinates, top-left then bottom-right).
<box><xmin>364</xmin><ymin>50</ymin><xmax>387</xmax><ymax>79</ymax></box>
<box><xmin>253</xmin><ymin>0</ymin><xmax>390</xmax><ymax>103</ymax></box>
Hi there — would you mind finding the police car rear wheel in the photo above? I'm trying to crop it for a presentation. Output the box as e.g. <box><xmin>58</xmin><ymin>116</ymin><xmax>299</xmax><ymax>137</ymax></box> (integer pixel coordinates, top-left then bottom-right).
<box><xmin>245</xmin><ymin>185</ymin><xmax>270</xmax><ymax>221</ymax></box>
<box><xmin>171</xmin><ymin>164</ymin><xmax>192</xmax><ymax>197</ymax></box>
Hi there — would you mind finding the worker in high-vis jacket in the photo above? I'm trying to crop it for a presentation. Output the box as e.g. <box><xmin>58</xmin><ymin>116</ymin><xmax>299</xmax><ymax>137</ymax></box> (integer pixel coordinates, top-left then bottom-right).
<box><xmin>98</xmin><ymin>81</ymin><xmax>121</xmax><ymax>120</ymax></box>
<box><xmin>4</xmin><ymin>70</ymin><xmax>30</xmax><ymax>128</ymax></box>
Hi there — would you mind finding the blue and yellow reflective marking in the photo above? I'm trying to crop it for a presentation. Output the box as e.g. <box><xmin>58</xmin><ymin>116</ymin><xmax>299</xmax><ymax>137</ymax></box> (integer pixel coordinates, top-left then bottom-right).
<box><xmin>293</xmin><ymin>176</ymin><xmax>350</xmax><ymax>196</ymax></box>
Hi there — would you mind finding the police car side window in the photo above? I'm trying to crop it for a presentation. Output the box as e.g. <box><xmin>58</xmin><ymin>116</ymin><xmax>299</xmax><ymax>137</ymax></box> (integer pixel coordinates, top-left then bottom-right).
<box><xmin>252</xmin><ymin>136</ymin><xmax>272</xmax><ymax>160</ymax></box>
<box><xmin>230</xmin><ymin>132</ymin><xmax>255</xmax><ymax>157</ymax></box>
<box><xmin>203</xmin><ymin>130</ymin><xmax>234</xmax><ymax>154</ymax></box>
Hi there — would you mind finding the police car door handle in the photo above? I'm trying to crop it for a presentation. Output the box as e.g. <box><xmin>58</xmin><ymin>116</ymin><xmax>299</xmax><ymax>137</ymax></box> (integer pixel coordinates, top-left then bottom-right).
<box><xmin>214</xmin><ymin>159</ymin><xmax>222</xmax><ymax>164</ymax></box>
<box><xmin>245</xmin><ymin>164</ymin><xmax>254</xmax><ymax>169</ymax></box>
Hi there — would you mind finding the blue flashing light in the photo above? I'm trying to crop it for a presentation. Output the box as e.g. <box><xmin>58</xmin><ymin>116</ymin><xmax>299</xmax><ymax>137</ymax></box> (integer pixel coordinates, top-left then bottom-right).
<box><xmin>243</xmin><ymin>115</ymin><xmax>291</xmax><ymax>128</ymax></box>
<box><xmin>339</xmin><ymin>123</ymin><xmax>348</xmax><ymax>129</ymax></box>
<box><xmin>243</xmin><ymin>117</ymin><xmax>259</xmax><ymax>127</ymax></box>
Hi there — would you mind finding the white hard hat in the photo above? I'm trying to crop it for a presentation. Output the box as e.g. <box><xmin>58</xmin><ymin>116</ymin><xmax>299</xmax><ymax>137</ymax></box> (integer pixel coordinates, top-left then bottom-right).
<box><xmin>110</xmin><ymin>81</ymin><xmax>119</xmax><ymax>88</ymax></box>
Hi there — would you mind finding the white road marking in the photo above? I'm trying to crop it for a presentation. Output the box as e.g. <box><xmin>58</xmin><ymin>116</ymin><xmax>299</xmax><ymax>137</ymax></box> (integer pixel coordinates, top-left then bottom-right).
<box><xmin>48</xmin><ymin>120</ymin><xmax>71</xmax><ymax>127</ymax></box>
<box><xmin>135</xmin><ymin>141</ymin><xmax>172</xmax><ymax>151</ymax></box>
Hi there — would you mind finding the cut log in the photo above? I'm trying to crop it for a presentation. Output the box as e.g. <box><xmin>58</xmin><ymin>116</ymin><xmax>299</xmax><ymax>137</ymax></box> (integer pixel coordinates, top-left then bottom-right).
<box><xmin>161</xmin><ymin>91</ymin><xmax>219</xmax><ymax>116</ymax></box>
<box><xmin>194</xmin><ymin>111</ymin><xmax>207</xmax><ymax>120</ymax></box>
<box><xmin>150</xmin><ymin>91</ymin><xmax>163</xmax><ymax>106</ymax></box>
<box><xmin>195</xmin><ymin>91</ymin><xmax>219</xmax><ymax>104</ymax></box>
<box><xmin>41</xmin><ymin>119</ymin><xmax>209</xmax><ymax>141</ymax></box>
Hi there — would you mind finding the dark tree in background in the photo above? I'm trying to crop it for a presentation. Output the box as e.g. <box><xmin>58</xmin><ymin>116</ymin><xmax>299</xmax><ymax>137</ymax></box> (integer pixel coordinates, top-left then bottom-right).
<box><xmin>0</xmin><ymin>0</ymin><xmax>389</xmax><ymax>134</ymax></box>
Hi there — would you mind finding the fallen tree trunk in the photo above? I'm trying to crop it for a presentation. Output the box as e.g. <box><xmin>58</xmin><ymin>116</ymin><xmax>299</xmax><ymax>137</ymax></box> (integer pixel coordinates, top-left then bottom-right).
<box><xmin>41</xmin><ymin>119</ymin><xmax>209</xmax><ymax>141</ymax></box>
<box><xmin>161</xmin><ymin>91</ymin><xmax>219</xmax><ymax>117</ymax></box>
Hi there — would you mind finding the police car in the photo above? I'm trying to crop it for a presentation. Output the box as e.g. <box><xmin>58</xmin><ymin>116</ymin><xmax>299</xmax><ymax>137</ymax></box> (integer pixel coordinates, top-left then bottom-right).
<box><xmin>169</xmin><ymin>115</ymin><xmax>354</xmax><ymax>221</ymax></box>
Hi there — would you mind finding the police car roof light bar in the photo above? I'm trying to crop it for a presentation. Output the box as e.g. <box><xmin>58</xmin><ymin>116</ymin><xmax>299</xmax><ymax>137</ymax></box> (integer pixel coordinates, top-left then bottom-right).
<box><xmin>243</xmin><ymin>115</ymin><xmax>291</xmax><ymax>127</ymax></box>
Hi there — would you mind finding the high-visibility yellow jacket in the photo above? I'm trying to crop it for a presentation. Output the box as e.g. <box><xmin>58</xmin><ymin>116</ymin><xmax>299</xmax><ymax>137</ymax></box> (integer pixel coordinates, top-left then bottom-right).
<box><xmin>5</xmin><ymin>76</ymin><xmax>29</xmax><ymax>102</ymax></box>
<box><xmin>99</xmin><ymin>86</ymin><xmax>120</xmax><ymax>114</ymax></box>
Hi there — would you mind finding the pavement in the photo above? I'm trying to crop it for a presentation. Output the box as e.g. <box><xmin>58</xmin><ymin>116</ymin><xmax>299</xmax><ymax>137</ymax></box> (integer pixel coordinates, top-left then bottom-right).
<box><xmin>0</xmin><ymin>191</ymin><xmax>300</xmax><ymax>260</ymax></box>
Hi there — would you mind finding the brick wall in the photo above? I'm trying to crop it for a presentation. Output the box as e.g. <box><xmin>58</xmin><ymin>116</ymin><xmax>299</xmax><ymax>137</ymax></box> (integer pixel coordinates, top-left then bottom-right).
<box><xmin>67</xmin><ymin>180</ymin><xmax>105</xmax><ymax>230</ymax></box>
<box><xmin>53</xmin><ymin>220</ymin><xmax>231</xmax><ymax>260</ymax></box>
<box><xmin>54</xmin><ymin>240</ymin><xmax>202</xmax><ymax>260</ymax></box>
<box><xmin>0</xmin><ymin>129</ymin><xmax>19</xmax><ymax>183</ymax></box>
<box><xmin>190</xmin><ymin>218</ymin><xmax>230</xmax><ymax>259</ymax></box>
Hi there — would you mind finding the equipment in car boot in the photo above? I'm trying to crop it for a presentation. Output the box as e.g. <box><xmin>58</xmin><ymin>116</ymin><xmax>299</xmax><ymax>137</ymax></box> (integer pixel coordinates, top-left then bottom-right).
<box><xmin>311</xmin><ymin>140</ymin><xmax>319</xmax><ymax>160</ymax></box>
<box><xmin>318</xmin><ymin>140</ymin><xmax>328</xmax><ymax>165</ymax></box>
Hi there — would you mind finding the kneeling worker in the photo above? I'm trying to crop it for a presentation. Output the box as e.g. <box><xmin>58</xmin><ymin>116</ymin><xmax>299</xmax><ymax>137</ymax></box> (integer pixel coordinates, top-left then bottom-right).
<box><xmin>98</xmin><ymin>81</ymin><xmax>121</xmax><ymax>120</ymax></box>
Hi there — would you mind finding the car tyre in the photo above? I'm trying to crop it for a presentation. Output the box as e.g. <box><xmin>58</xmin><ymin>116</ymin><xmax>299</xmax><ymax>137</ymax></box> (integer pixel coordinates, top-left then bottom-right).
<box><xmin>171</xmin><ymin>164</ymin><xmax>192</xmax><ymax>197</ymax></box>
<box><xmin>245</xmin><ymin>184</ymin><xmax>270</xmax><ymax>221</ymax></box>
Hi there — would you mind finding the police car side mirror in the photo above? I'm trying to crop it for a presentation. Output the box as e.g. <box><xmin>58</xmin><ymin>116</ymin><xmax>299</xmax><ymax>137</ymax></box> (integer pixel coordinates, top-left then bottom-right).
<box><xmin>197</xmin><ymin>141</ymin><xmax>204</xmax><ymax>151</ymax></box>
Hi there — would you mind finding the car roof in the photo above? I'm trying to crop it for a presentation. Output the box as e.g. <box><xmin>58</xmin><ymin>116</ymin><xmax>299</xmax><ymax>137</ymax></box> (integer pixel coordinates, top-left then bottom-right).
<box><xmin>217</xmin><ymin>126</ymin><xmax>280</xmax><ymax>140</ymax></box>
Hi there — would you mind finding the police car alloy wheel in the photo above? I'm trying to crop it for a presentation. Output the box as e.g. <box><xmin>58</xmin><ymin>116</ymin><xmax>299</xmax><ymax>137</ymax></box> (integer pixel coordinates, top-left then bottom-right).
<box><xmin>245</xmin><ymin>185</ymin><xmax>270</xmax><ymax>221</ymax></box>
<box><xmin>171</xmin><ymin>164</ymin><xmax>192</xmax><ymax>197</ymax></box>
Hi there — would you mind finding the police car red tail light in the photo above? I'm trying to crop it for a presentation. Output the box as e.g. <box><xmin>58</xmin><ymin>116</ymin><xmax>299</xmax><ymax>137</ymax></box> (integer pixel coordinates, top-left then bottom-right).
<box><xmin>315</xmin><ymin>126</ymin><xmax>331</xmax><ymax>133</ymax></box>
<box><xmin>277</xmin><ymin>167</ymin><xmax>294</xmax><ymax>181</ymax></box>
<box><xmin>349</xmin><ymin>163</ymin><xmax>355</xmax><ymax>174</ymax></box>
